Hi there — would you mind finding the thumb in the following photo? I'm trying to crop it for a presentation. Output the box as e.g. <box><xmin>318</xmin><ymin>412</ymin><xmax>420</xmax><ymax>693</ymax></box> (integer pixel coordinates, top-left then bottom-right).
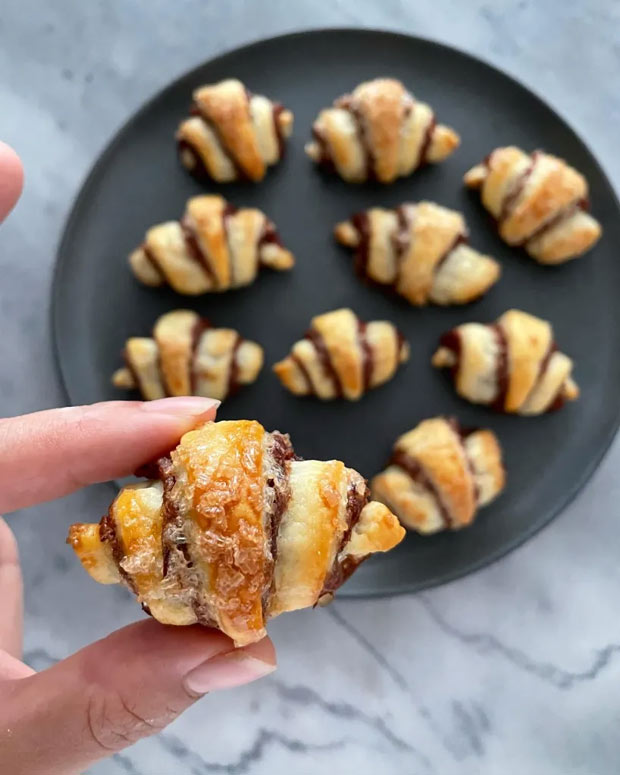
<box><xmin>0</xmin><ymin>141</ymin><xmax>24</xmax><ymax>223</ymax></box>
<box><xmin>0</xmin><ymin>619</ymin><xmax>276</xmax><ymax>775</ymax></box>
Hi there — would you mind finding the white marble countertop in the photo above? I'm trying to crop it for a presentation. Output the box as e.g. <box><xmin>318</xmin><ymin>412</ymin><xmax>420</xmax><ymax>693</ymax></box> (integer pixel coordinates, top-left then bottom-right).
<box><xmin>2</xmin><ymin>2</ymin><xmax>620</xmax><ymax>773</ymax></box>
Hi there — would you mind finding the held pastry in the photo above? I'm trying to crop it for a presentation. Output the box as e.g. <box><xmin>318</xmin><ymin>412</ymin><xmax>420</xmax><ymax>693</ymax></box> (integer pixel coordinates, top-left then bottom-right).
<box><xmin>129</xmin><ymin>194</ymin><xmax>294</xmax><ymax>295</ymax></box>
<box><xmin>273</xmin><ymin>308</ymin><xmax>409</xmax><ymax>401</ymax></box>
<box><xmin>112</xmin><ymin>310</ymin><xmax>263</xmax><ymax>402</ymax></box>
<box><xmin>372</xmin><ymin>417</ymin><xmax>505</xmax><ymax>534</ymax></box>
<box><xmin>432</xmin><ymin>309</ymin><xmax>579</xmax><ymax>415</ymax></box>
<box><xmin>67</xmin><ymin>420</ymin><xmax>405</xmax><ymax>646</ymax></box>
<box><xmin>464</xmin><ymin>147</ymin><xmax>602</xmax><ymax>264</ymax></box>
<box><xmin>334</xmin><ymin>201</ymin><xmax>500</xmax><ymax>306</ymax></box>
<box><xmin>176</xmin><ymin>78</ymin><xmax>293</xmax><ymax>182</ymax></box>
<box><xmin>305</xmin><ymin>78</ymin><xmax>460</xmax><ymax>183</ymax></box>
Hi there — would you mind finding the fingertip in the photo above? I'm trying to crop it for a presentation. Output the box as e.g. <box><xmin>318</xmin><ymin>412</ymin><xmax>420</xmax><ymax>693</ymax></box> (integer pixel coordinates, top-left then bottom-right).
<box><xmin>0</xmin><ymin>142</ymin><xmax>24</xmax><ymax>222</ymax></box>
<box><xmin>239</xmin><ymin>636</ymin><xmax>277</xmax><ymax>668</ymax></box>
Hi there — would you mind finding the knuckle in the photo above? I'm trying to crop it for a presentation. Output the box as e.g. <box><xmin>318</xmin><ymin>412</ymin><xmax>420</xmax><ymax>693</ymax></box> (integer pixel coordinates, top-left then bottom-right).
<box><xmin>85</xmin><ymin>689</ymin><xmax>169</xmax><ymax>753</ymax></box>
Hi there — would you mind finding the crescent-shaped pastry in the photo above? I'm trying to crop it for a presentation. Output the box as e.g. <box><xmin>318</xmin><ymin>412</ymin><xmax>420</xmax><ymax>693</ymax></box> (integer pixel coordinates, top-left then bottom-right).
<box><xmin>372</xmin><ymin>417</ymin><xmax>505</xmax><ymax>534</ymax></box>
<box><xmin>464</xmin><ymin>147</ymin><xmax>602</xmax><ymax>264</ymax></box>
<box><xmin>112</xmin><ymin>310</ymin><xmax>263</xmax><ymax>402</ymax></box>
<box><xmin>305</xmin><ymin>78</ymin><xmax>460</xmax><ymax>183</ymax></box>
<box><xmin>432</xmin><ymin>309</ymin><xmax>579</xmax><ymax>415</ymax></box>
<box><xmin>176</xmin><ymin>78</ymin><xmax>294</xmax><ymax>182</ymax></box>
<box><xmin>129</xmin><ymin>194</ymin><xmax>294</xmax><ymax>295</ymax></box>
<box><xmin>334</xmin><ymin>201</ymin><xmax>500</xmax><ymax>306</ymax></box>
<box><xmin>273</xmin><ymin>308</ymin><xmax>409</xmax><ymax>401</ymax></box>
<box><xmin>68</xmin><ymin>420</ymin><xmax>405</xmax><ymax>646</ymax></box>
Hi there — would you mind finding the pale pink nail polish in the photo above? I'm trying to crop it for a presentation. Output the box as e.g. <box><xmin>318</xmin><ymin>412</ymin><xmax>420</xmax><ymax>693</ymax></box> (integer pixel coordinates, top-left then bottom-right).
<box><xmin>141</xmin><ymin>396</ymin><xmax>220</xmax><ymax>416</ymax></box>
<box><xmin>184</xmin><ymin>652</ymin><xmax>276</xmax><ymax>695</ymax></box>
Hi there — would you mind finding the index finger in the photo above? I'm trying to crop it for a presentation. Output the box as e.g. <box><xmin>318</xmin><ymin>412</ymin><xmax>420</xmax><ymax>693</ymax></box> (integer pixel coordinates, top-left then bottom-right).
<box><xmin>0</xmin><ymin>398</ymin><xmax>219</xmax><ymax>513</ymax></box>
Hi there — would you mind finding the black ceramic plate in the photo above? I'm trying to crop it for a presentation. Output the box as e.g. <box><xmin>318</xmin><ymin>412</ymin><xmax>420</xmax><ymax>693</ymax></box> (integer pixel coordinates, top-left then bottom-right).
<box><xmin>53</xmin><ymin>29</ymin><xmax>620</xmax><ymax>596</ymax></box>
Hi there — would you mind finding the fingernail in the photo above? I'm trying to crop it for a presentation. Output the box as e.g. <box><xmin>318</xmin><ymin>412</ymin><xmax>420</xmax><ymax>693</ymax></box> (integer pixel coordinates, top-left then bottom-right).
<box><xmin>141</xmin><ymin>397</ymin><xmax>220</xmax><ymax>416</ymax></box>
<box><xmin>184</xmin><ymin>651</ymin><xmax>276</xmax><ymax>695</ymax></box>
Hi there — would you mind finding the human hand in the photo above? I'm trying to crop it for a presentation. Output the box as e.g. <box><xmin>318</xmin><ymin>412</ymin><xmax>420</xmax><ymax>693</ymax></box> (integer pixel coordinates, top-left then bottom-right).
<box><xmin>0</xmin><ymin>400</ymin><xmax>277</xmax><ymax>775</ymax></box>
<box><xmin>0</xmin><ymin>147</ymin><xmax>277</xmax><ymax>775</ymax></box>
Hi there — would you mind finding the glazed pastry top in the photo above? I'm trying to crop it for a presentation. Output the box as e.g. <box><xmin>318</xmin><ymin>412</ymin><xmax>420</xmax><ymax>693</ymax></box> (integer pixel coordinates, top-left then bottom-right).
<box><xmin>177</xmin><ymin>78</ymin><xmax>293</xmax><ymax>182</ymax></box>
<box><xmin>112</xmin><ymin>310</ymin><xmax>264</xmax><ymax>402</ymax></box>
<box><xmin>129</xmin><ymin>194</ymin><xmax>294</xmax><ymax>295</ymax></box>
<box><xmin>464</xmin><ymin>147</ymin><xmax>602</xmax><ymax>263</ymax></box>
<box><xmin>433</xmin><ymin>309</ymin><xmax>580</xmax><ymax>415</ymax></box>
<box><xmin>372</xmin><ymin>416</ymin><xmax>505</xmax><ymax>534</ymax></box>
<box><xmin>68</xmin><ymin>420</ymin><xmax>405</xmax><ymax>646</ymax></box>
<box><xmin>273</xmin><ymin>308</ymin><xmax>409</xmax><ymax>401</ymax></box>
<box><xmin>335</xmin><ymin>201</ymin><xmax>500</xmax><ymax>306</ymax></box>
<box><xmin>306</xmin><ymin>78</ymin><xmax>460</xmax><ymax>183</ymax></box>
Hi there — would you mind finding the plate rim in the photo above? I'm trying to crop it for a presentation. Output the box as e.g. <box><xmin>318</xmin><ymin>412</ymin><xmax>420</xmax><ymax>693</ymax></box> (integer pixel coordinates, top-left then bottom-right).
<box><xmin>51</xmin><ymin>26</ymin><xmax>620</xmax><ymax>598</ymax></box>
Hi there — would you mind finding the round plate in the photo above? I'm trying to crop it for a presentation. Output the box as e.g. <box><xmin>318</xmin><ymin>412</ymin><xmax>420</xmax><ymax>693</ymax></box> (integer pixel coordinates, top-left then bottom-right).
<box><xmin>53</xmin><ymin>28</ymin><xmax>620</xmax><ymax>596</ymax></box>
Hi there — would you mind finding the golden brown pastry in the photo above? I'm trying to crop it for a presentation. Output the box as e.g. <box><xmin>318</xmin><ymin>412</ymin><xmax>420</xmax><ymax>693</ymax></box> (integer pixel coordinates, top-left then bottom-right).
<box><xmin>334</xmin><ymin>201</ymin><xmax>500</xmax><ymax>306</ymax></box>
<box><xmin>372</xmin><ymin>417</ymin><xmax>505</xmax><ymax>534</ymax></box>
<box><xmin>129</xmin><ymin>194</ymin><xmax>294</xmax><ymax>295</ymax></box>
<box><xmin>176</xmin><ymin>78</ymin><xmax>293</xmax><ymax>182</ymax></box>
<box><xmin>464</xmin><ymin>147</ymin><xmax>602</xmax><ymax>264</ymax></box>
<box><xmin>273</xmin><ymin>308</ymin><xmax>409</xmax><ymax>401</ymax></box>
<box><xmin>112</xmin><ymin>310</ymin><xmax>263</xmax><ymax>402</ymax></box>
<box><xmin>305</xmin><ymin>78</ymin><xmax>459</xmax><ymax>183</ymax></box>
<box><xmin>432</xmin><ymin>309</ymin><xmax>579</xmax><ymax>415</ymax></box>
<box><xmin>68</xmin><ymin>420</ymin><xmax>405</xmax><ymax>646</ymax></box>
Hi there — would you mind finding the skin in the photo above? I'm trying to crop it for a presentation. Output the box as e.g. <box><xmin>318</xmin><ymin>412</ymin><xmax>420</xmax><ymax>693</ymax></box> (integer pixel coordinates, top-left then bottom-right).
<box><xmin>0</xmin><ymin>145</ymin><xmax>277</xmax><ymax>775</ymax></box>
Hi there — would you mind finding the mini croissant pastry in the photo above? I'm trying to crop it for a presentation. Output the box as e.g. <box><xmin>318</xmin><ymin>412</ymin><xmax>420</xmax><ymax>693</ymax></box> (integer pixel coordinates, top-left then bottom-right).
<box><xmin>305</xmin><ymin>78</ymin><xmax>460</xmax><ymax>183</ymax></box>
<box><xmin>112</xmin><ymin>310</ymin><xmax>263</xmax><ymax>402</ymax></box>
<box><xmin>129</xmin><ymin>195</ymin><xmax>294</xmax><ymax>295</ymax></box>
<box><xmin>273</xmin><ymin>308</ymin><xmax>409</xmax><ymax>401</ymax></box>
<box><xmin>464</xmin><ymin>147</ymin><xmax>602</xmax><ymax>264</ymax></box>
<box><xmin>68</xmin><ymin>420</ymin><xmax>405</xmax><ymax>646</ymax></box>
<box><xmin>372</xmin><ymin>417</ymin><xmax>505</xmax><ymax>534</ymax></box>
<box><xmin>432</xmin><ymin>309</ymin><xmax>579</xmax><ymax>415</ymax></box>
<box><xmin>334</xmin><ymin>201</ymin><xmax>500</xmax><ymax>306</ymax></box>
<box><xmin>176</xmin><ymin>78</ymin><xmax>293</xmax><ymax>182</ymax></box>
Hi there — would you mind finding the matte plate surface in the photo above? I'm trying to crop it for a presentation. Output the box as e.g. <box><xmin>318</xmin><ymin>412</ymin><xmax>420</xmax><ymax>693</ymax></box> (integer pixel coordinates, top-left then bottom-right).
<box><xmin>53</xmin><ymin>29</ymin><xmax>620</xmax><ymax>596</ymax></box>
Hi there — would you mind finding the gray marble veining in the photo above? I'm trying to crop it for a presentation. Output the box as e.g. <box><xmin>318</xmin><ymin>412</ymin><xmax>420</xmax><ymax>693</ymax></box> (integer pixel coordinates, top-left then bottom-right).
<box><xmin>1</xmin><ymin>1</ymin><xmax>620</xmax><ymax>773</ymax></box>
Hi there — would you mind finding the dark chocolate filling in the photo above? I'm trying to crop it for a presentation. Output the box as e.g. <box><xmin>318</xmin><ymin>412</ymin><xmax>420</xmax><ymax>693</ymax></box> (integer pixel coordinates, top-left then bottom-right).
<box><xmin>346</xmin><ymin>102</ymin><xmax>375</xmax><ymax>181</ymax></box>
<box><xmin>121</xmin><ymin>347</ymin><xmax>159</xmax><ymax>398</ymax></box>
<box><xmin>357</xmin><ymin>320</ymin><xmax>373</xmax><ymax>391</ymax></box>
<box><xmin>99</xmin><ymin>510</ymin><xmax>136</xmax><ymax>591</ymax></box>
<box><xmin>350</xmin><ymin>211</ymin><xmax>371</xmax><ymax>276</ymax></box>
<box><xmin>417</xmin><ymin>115</ymin><xmax>436</xmax><ymax>168</ymax></box>
<box><xmin>498</xmin><ymin>153</ymin><xmax>538</xmax><ymax>225</ymax></box>
<box><xmin>319</xmin><ymin>479</ymin><xmax>371</xmax><ymax>596</ymax></box>
<box><xmin>177</xmin><ymin>138</ymin><xmax>211</xmax><ymax>182</ymax></box>
<box><xmin>180</xmin><ymin>215</ymin><xmax>218</xmax><ymax>286</ymax></box>
<box><xmin>311</xmin><ymin>127</ymin><xmax>337</xmax><ymax>173</ymax></box>
<box><xmin>263</xmin><ymin>432</ymin><xmax>297</xmax><ymax>607</ymax></box>
<box><xmin>271</xmin><ymin>103</ymin><xmax>286</xmax><ymax>158</ymax></box>
<box><xmin>522</xmin><ymin>198</ymin><xmax>588</xmax><ymax>248</ymax></box>
<box><xmin>186</xmin><ymin>100</ymin><xmax>247</xmax><ymax>180</ymax></box>
<box><xmin>390</xmin><ymin>449</ymin><xmax>452</xmax><ymax>529</ymax></box>
<box><xmin>490</xmin><ymin>323</ymin><xmax>509</xmax><ymax>412</ymax></box>
<box><xmin>435</xmin><ymin>232</ymin><xmax>468</xmax><ymax>271</ymax></box>
<box><xmin>141</xmin><ymin>243</ymin><xmax>165</xmax><ymax>282</ymax></box>
<box><xmin>438</xmin><ymin>329</ymin><xmax>462</xmax><ymax>382</ymax></box>
<box><xmin>291</xmin><ymin>353</ymin><xmax>314</xmax><ymax>394</ymax></box>
<box><xmin>189</xmin><ymin>318</ymin><xmax>212</xmax><ymax>394</ymax></box>
<box><xmin>305</xmin><ymin>327</ymin><xmax>343</xmax><ymax>397</ymax></box>
<box><xmin>257</xmin><ymin>218</ymin><xmax>284</xmax><ymax>251</ymax></box>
